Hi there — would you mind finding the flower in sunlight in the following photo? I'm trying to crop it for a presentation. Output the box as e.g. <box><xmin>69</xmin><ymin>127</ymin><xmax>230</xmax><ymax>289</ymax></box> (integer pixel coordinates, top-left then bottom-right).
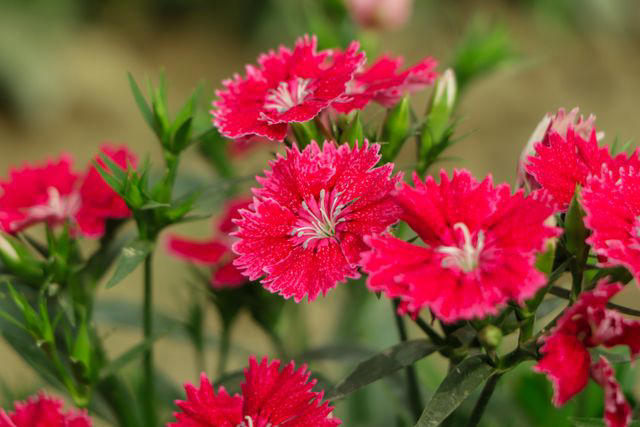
<box><xmin>362</xmin><ymin>169</ymin><xmax>559</xmax><ymax>322</ymax></box>
<box><xmin>233</xmin><ymin>140</ymin><xmax>401</xmax><ymax>302</ymax></box>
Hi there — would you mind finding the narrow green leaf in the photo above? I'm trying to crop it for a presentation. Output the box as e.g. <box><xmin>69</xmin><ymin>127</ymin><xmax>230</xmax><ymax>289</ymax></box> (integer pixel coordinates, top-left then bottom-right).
<box><xmin>105</xmin><ymin>240</ymin><xmax>154</xmax><ymax>288</ymax></box>
<box><xmin>171</xmin><ymin>85</ymin><xmax>201</xmax><ymax>137</ymax></box>
<box><xmin>172</xmin><ymin>117</ymin><xmax>194</xmax><ymax>152</ymax></box>
<box><xmin>127</xmin><ymin>72</ymin><xmax>155</xmax><ymax>131</ymax></box>
<box><xmin>565</xmin><ymin>189</ymin><xmax>588</xmax><ymax>258</ymax></box>
<box><xmin>139</xmin><ymin>201</ymin><xmax>171</xmax><ymax>210</ymax></box>
<box><xmin>415</xmin><ymin>355</ymin><xmax>495</xmax><ymax>427</ymax></box>
<box><xmin>381</xmin><ymin>96</ymin><xmax>411</xmax><ymax>162</ymax></box>
<box><xmin>328</xmin><ymin>339</ymin><xmax>439</xmax><ymax>400</ymax></box>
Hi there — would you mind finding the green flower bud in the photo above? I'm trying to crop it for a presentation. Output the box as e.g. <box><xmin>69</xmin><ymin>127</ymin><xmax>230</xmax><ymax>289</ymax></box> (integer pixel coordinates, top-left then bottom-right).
<box><xmin>381</xmin><ymin>96</ymin><xmax>411</xmax><ymax>162</ymax></box>
<box><xmin>478</xmin><ymin>324</ymin><xmax>502</xmax><ymax>350</ymax></box>
<box><xmin>0</xmin><ymin>233</ymin><xmax>44</xmax><ymax>281</ymax></box>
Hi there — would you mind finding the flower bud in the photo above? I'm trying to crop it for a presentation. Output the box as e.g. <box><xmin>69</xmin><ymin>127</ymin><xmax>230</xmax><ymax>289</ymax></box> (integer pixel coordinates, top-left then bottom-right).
<box><xmin>418</xmin><ymin>69</ymin><xmax>457</xmax><ymax>172</ymax></box>
<box><xmin>478</xmin><ymin>324</ymin><xmax>503</xmax><ymax>350</ymax></box>
<box><xmin>0</xmin><ymin>233</ymin><xmax>44</xmax><ymax>281</ymax></box>
<box><xmin>381</xmin><ymin>96</ymin><xmax>411</xmax><ymax>162</ymax></box>
<box><xmin>346</xmin><ymin>0</ymin><xmax>413</xmax><ymax>31</ymax></box>
<box><xmin>432</xmin><ymin>68</ymin><xmax>457</xmax><ymax>114</ymax></box>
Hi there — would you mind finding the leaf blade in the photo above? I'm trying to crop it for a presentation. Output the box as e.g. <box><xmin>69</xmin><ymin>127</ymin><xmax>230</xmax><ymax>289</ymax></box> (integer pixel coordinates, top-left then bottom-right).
<box><xmin>415</xmin><ymin>355</ymin><xmax>495</xmax><ymax>427</ymax></box>
<box><xmin>328</xmin><ymin>339</ymin><xmax>438</xmax><ymax>401</ymax></box>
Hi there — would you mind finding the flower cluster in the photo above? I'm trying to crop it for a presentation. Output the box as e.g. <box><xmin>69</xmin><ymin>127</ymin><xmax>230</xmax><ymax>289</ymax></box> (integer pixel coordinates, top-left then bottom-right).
<box><xmin>212</xmin><ymin>35</ymin><xmax>436</xmax><ymax>142</ymax></box>
<box><xmin>170</xmin><ymin>356</ymin><xmax>339</xmax><ymax>426</ymax></box>
<box><xmin>0</xmin><ymin>145</ymin><xmax>136</xmax><ymax>238</ymax></box>
<box><xmin>0</xmin><ymin>392</ymin><xmax>91</xmax><ymax>427</ymax></box>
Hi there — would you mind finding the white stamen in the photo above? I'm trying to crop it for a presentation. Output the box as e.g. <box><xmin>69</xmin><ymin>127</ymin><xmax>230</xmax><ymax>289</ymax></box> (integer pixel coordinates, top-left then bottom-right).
<box><xmin>437</xmin><ymin>223</ymin><xmax>485</xmax><ymax>272</ymax></box>
<box><xmin>26</xmin><ymin>187</ymin><xmax>80</xmax><ymax>222</ymax></box>
<box><xmin>264</xmin><ymin>78</ymin><xmax>313</xmax><ymax>113</ymax></box>
<box><xmin>291</xmin><ymin>189</ymin><xmax>356</xmax><ymax>249</ymax></box>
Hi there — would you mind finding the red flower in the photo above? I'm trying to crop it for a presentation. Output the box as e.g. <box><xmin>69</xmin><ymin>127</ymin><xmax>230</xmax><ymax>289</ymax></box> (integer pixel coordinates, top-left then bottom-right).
<box><xmin>75</xmin><ymin>145</ymin><xmax>137</xmax><ymax>237</ymax></box>
<box><xmin>534</xmin><ymin>280</ymin><xmax>640</xmax><ymax>427</ymax></box>
<box><xmin>362</xmin><ymin>169</ymin><xmax>559</xmax><ymax>322</ymax></box>
<box><xmin>233</xmin><ymin>140</ymin><xmax>401</xmax><ymax>302</ymax></box>
<box><xmin>0</xmin><ymin>392</ymin><xmax>91</xmax><ymax>427</ymax></box>
<box><xmin>0</xmin><ymin>146</ymin><xmax>135</xmax><ymax>238</ymax></box>
<box><xmin>524</xmin><ymin>114</ymin><xmax>628</xmax><ymax>211</ymax></box>
<box><xmin>333</xmin><ymin>55</ymin><xmax>437</xmax><ymax>114</ymax></box>
<box><xmin>518</xmin><ymin>108</ymin><xmax>604</xmax><ymax>192</ymax></box>
<box><xmin>170</xmin><ymin>356</ymin><xmax>340</xmax><ymax>426</ymax></box>
<box><xmin>0</xmin><ymin>156</ymin><xmax>80</xmax><ymax>233</ymax></box>
<box><xmin>212</xmin><ymin>35</ymin><xmax>365</xmax><ymax>141</ymax></box>
<box><xmin>582</xmin><ymin>162</ymin><xmax>640</xmax><ymax>284</ymax></box>
<box><xmin>167</xmin><ymin>198</ymin><xmax>251</xmax><ymax>289</ymax></box>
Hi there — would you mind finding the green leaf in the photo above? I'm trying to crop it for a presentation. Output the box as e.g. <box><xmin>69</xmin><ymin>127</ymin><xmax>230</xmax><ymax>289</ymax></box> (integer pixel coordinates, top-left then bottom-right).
<box><xmin>105</xmin><ymin>240</ymin><xmax>153</xmax><ymax>288</ymax></box>
<box><xmin>565</xmin><ymin>189</ymin><xmax>588</xmax><ymax>259</ymax></box>
<box><xmin>415</xmin><ymin>355</ymin><xmax>495</xmax><ymax>427</ymax></box>
<box><xmin>139</xmin><ymin>201</ymin><xmax>171</xmax><ymax>210</ymax></box>
<box><xmin>172</xmin><ymin>117</ymin><xmax>194</xmax><ymax>152</ymax></box>
<box><xmin>340</xmin><ymin>112</ymin><xmax>364</xmax><ymax>147</ymax></box>
<box><xmin>127</xmin><ymin>72</ymin><xmax>156</xmax><ymax>133</ymax></box>
<box><xmin>328</xmin><ymin>339</ymin><xmax>439</xmax><ymax>400</ymax></box>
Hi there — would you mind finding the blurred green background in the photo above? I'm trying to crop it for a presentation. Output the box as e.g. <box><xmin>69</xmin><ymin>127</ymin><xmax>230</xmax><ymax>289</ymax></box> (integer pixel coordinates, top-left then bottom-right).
<box><xmin>0</xmin><ymin>0</ymin><xmax>639</xmax><ymax>425</ymax></box>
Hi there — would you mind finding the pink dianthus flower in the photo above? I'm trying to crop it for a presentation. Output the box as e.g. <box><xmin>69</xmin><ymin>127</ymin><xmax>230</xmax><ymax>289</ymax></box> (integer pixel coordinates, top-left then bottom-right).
<box><xmin>0</xmin><ymin>146</ymin><xmax>136</xmax><ymax>238</ymax></box>
<box><xmin>233</xmin><ymin>140</ymin><xmax>401</xmax><ymax>302</ymax></box>
<box><xmin>76</xmin><ymin>145</ymin><xmax>137</xmax><ymax>237</ymax></box>
<box><xmin>524</xmin><ymin>112</ymin><xmax>633</xmax><ymax>211</ymax></box>
<box><xmin>582</xmin><ymin>163</ymin><xmax>640</xmax><ymax>284</ymax></box>
<box><xmin>212</xmin><ymin>35</ymin><xmax>365</xmax><ymax>141</ymax></box>
<box><xmin>362</xmin><ymin>169</ymin><xmax>559</xmax><ymax>322</ymax></box>
<box><xmin>534</xmin><ymin>280</ymin><xmax>640</xmax><ymax>427</ymax></box>
<box><xmin>332</xmin><ymin>54</ymin><xmax>437</xmax><ymax>114</ymax></box>
<box><xmin>170</xmin><ymin>356</ymin><xmax>340</xmax><ymax>427</ymax></box>
<box><xmin>0</xmin><ymin>392</ymin><xmax>91</xmax><ymax>427</ymax></box>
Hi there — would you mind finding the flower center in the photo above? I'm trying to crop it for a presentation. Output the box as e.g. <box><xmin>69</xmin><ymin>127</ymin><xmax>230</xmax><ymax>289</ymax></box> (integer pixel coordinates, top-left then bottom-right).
<box><xmin>27</xmin><ymin>187</ymin><xmax>80</xmax><ymax>223</ymax></box>
<box><xmin>290</xmin><ymin>189</ymin><xmax>354</xmax><ymax>249</ymax></box>
<box><xmin>436</xmin><ymin>222</ymin><xmax>485</xmax><ymax>272</ymax></box>
<box><xmin>264</xmin><ymin>78</ymin><xmax>313</xmax><ymax>114</ymax></box>
<box><xmin>236</xmin><ymin>416</ymin><xmax>273</xmax><ymax>427</ymax></box>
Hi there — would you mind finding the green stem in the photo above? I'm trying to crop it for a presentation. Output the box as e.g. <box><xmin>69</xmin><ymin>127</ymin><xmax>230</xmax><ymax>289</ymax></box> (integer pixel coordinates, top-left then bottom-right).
<box><xmin>466</xmin><ymin>373</ymin><xmax>502</xmax><ymax>427</ymax></box>
<box><xmin>98</xmin><ymin>374</ymin><xmax>142</xmax><ymax>427</ymax></box>
<box><xmin>216</xmin><ymin>325</ymin><xmax>231</xmax><ymax>377</ymax></box>
<box><xmin>392</xmin><ymin>300</ymin><xmax>423</xmax><ymax>422</ymax></box>
<box><xmin>413</xmin><ymin>316</ymin><xmax>446</xmax><ymax>346</ymax></box>
<box><xmin>142</xmin><ymin>253</ymin><xmax>156</xmax><ymax>427</ymax></box>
